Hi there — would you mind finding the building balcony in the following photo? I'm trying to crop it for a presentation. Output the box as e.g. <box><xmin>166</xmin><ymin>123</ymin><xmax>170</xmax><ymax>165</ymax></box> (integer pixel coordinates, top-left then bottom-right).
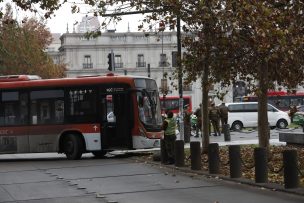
<box><xmin>136</xmin><ymin>62</ymin><xmax>146</xmax><ymax>68</ymax></box>
<box><xmin>83</xmin><ymin>63</ymin><xmax>93</xmax><ymax>69</ymax></box>
<box><xmin>159</xmin><ymin>61</ymin><xmax>169</xmax><ymax>67</ymax></box>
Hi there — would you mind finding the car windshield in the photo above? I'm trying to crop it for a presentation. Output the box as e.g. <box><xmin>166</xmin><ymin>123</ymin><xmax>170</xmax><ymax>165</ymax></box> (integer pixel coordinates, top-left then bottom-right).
<box><xmin>135</xmin><ymin>79</ymin><xmax>162</xmax><ymax>128</ymax></box>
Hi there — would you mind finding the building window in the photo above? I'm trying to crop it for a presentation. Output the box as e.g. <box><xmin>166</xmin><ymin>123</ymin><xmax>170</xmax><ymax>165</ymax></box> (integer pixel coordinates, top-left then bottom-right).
<box><xmin>83</xmin><ymin>55</ymin><xmax>93</xmax><ymax>69</ymax></box>
<box><xmin>114</xmin><ymin>55</ymin><xmax>123</xmax><ymax>69</ymax></box>
<box><xmin>136</xmin><ymin>54</ymin><xmax>146</xmax><ymax>67</ymax></box>
<box><xmin>159</xmin><ymin>53</ymin><xmax>167</xmax><ymax>67</ymax></box>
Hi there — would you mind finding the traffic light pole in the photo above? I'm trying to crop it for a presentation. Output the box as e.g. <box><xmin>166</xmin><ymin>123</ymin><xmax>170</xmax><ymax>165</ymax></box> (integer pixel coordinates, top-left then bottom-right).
<box><xmin>111</xmin><ymin>50</ymin><xmax>115</xmax><ymax>71</ymax></box>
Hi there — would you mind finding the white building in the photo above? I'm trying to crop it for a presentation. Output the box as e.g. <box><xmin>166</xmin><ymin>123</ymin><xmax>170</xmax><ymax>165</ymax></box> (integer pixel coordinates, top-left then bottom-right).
<box><xmin>47</xmin><ymin>17</ymin><xmax>238</xmax><ymax>110</ymax></box>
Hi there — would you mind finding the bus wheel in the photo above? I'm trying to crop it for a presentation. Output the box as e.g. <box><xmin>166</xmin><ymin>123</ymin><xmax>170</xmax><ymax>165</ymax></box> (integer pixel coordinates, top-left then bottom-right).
<box><xmin>277</xmin><ymin>119</ymin><xmax>288</xmax><ymax>129</ymax></box>
<box><xmin>92</xmin><ymin>150</ymin><xmax>107</xmax><ymax>158</ymax></box>
<box><xmin>232</xmin><ymin>121</ymin><xmax>243</xmax><ymax>131</ymax></box>
<box><xmin>63</xmin><ymin>134</ymin><xmax>83</xmax><ymax>160</ymax></box>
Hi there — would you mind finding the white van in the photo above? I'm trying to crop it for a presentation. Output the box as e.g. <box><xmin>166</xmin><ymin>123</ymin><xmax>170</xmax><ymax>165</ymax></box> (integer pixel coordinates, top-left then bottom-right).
<box><xmin>226</xmin><ymin>102</ymin><xmax>290</xmax><ymax>131</ymax></box>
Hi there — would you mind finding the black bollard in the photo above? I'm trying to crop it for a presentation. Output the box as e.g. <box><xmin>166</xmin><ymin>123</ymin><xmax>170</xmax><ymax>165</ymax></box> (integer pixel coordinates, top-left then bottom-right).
<box><xmin>190</xmin><ymin>141</ymin><xmax>201</xmax><ymax>170</ymax></box>
<box><xmin>229</xmin><ymin>145</ymin><xmax>241</xmax><ymax>178</ymax></box>
<box><xmin>160</xmin><ymin>139</ymin><xmax>168</xmax><ymax>164</ymax></box>
<box><xmin>283</xmin><ymin>149</ymin><xmax>299</xmax><ymax>189</ymax></box>
<box><xmin>254</xmin><ymin>147</ymin><xmax>268</xmax><ymax>183</ymax></box>
<box><xmin>208</xmin><ymin>143</ymin><xmax>220</xmax><ymax>174</ymax></box>
<box><xmin>223</xmin><ymin>124</ymin><xmax>231</xmax><ymax>141</ymax></box>
<box><xmin>175</xmin><ymin>140</ymin><xmax>185</xmax><ymax>167</ymax></box>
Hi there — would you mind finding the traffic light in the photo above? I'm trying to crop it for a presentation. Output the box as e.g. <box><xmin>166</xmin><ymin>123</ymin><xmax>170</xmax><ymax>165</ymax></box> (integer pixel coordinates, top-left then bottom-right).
<box><xmin>107</xmin><ymin>53</ymin><xmax>113</xmax><ymax>71</ymax></box>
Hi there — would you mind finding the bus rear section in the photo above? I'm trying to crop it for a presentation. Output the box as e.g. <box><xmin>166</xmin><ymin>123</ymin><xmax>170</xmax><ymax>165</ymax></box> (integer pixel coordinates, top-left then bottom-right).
<box><xmin>160</xmin><ymin>95</ymin><xmax>192</xmax><ymax>115</ymax></box>
<box><xmin>0</xmin><ymin>75</ymin><xmax>163</xmax><ymax>160</ymax></box>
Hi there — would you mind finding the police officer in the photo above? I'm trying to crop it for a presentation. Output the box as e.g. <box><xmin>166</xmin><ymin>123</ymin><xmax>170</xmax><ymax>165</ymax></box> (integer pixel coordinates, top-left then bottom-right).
<box><xmin>162</xmin><ymin>111</ymin><xmax>177</xmax><ymax>164</ymax></box>
<box><xmin>209</xmin><ymin>102</ymin><xmax>221</xmax><ymax>136</ymax></box>
<box><xmin>219</xmin><ymin>102</ymin><xmax>229</xmax><ymax>131</ymax></box>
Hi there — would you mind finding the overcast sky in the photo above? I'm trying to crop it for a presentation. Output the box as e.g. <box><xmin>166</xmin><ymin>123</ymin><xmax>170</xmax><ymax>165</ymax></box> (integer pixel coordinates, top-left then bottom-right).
<box><xmin>45</xmin><ymin>4</ymin><xmax>144</xmax><ymax>34</ymax></box>
<box><xmin>1</xmin><ymin>0</ymin><xmax>145</xmax><ymax>34</ymax></box>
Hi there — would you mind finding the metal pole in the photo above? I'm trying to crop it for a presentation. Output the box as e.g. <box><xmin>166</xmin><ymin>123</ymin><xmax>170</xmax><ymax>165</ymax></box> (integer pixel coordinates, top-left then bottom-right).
<box><xmin>111</xmin><ymin>49</ymin><xmax>115</xmax><ymax>71</ymax></box>
<box><xmin>177</xmin><ymin>16</ymin><xmax>184</xmax><ymax>141</ymax></box>
<box><xmin>147</xmin><ymin>63</ymin><xmax>151</xmax><ymax>77</ymax></box>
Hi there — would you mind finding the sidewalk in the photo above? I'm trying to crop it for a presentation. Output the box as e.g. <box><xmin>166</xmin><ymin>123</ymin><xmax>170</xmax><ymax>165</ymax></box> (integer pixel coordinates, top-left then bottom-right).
<box><xmin>179</xmin><ymin>128</ymin><xmax>288</xmax><ymax>147</ymax></box>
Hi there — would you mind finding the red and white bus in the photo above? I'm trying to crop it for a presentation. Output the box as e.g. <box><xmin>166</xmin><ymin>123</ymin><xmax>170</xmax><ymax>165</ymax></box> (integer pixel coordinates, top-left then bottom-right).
<box><xmin>160</xmin><ymin>95</ymin><xmax>192</xmax><ymax>114</ymax></box>
<box><xmin>0</xmin><ymin>74</ymin><xmax>163</xmax><ymax>159</ymax></box>
<box><xmin>240</xmin><ymin>91</ymin><xmax>304</xmax><ymax>111</ymax></box>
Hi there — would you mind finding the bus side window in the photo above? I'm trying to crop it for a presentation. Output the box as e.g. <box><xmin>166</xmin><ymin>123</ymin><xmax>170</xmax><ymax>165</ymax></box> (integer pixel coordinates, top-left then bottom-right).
<box><xmin>30</xmin><ymin>90</ymin><xmax>64</xmax><ymax>125</ymax></box>
<box><xmin>67</xmin><ymin>88</ymin><xmax>97</xmax><ymax>123</ymax></box>
<box><xmin>0</xmin><ymin>91</ymin><xmax>28</xmax><ymax>126</ymax></box>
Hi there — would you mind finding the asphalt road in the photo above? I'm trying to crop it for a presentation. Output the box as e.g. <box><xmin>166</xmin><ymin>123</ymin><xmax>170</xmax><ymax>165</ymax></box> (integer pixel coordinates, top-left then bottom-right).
<box><xmin>0</xmin><ymin>148</ymin><xmax>304</xmax><ymax>203</ymax></box>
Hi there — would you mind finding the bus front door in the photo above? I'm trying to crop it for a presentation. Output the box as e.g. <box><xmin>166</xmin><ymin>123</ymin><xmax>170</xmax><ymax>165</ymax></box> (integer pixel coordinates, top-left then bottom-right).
<box><xmin>100</xmin><ymin>92</ymin><xmax>133</xmax><ymax>150</ymax></box>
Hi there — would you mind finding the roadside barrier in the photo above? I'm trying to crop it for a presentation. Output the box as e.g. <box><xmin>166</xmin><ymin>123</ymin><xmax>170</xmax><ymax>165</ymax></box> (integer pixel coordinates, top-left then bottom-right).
<box><xmin>223</xmin><ymin>124</ymin><xmax>231</xmax><ymax>141</ymax></box>
<box><xmin>208</xmin><ymin>143</ymin><xmax>220</xmax><ymax>174</ymax></box>
<box><xmin>229</xmin><ymin>145</ymin><xmax>242</xmax><ymax>178</ymax></box>
<box><xmin>175</xmin><ymin>140</ymin><xmax>185</xmax><ymax>167</ymax></box>
<box><xmin>283</xmin><ymin>149</ymin><xmax>299</xmax><ymax>188</ymax></box>
<box><xmin>190</xmin><ymin>141</ymin><xmax>201</xmax><ymax>170</ymax></box>
<box><xmin>159</xmin><ymin>141</ymin><xmax>303</xmax><ymax>189</ymax></box>
<box><xmin>254</xmin><ymin>147</ymin><xmax>268</xmax><ymax>183</ymax></box>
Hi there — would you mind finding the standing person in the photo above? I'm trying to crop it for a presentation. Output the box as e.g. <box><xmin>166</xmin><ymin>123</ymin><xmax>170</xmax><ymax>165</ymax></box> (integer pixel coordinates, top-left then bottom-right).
<box><xmin>162</xmin><ymin>111</ymin><xmax>177</xmax><ymax>164</ymax></box>
<box><xmin>219</xmin><ymin>102</ymin><xmax>229</xmax><ymax>131</ymax></box>
<box><xmin>289</xmin><ymin>104</ymin><xmax>297</xmax><ymax>123</ymax></box>
<box><xmin>209</xmin><ymin>102</ymin><xmax>221</xmax><ymax>136</ymax></box>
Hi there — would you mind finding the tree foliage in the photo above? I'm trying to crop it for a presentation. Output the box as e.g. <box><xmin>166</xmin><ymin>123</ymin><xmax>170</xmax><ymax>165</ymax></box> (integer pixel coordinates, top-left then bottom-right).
<box><xmin>0</xmin><ymin>4</ymin><xmax>66</xmax><ymax>79</ymax></box>
<box><xmin>226</xmin><ymin>1</ymin><xmax>304</xmax><ymax>147</ymax></box>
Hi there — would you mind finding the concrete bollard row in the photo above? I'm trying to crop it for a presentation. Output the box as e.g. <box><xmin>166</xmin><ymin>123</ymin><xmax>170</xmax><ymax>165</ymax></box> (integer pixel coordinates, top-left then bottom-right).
<box><xmin>161</xmin><ymin>140</ymin><xmax>300</xmax><ymax>189</ymax></box>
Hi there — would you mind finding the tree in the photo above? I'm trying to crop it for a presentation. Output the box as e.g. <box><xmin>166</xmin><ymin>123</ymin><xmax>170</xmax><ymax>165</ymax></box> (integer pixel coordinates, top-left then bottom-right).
<box><xmin>227</xmin><ymin>1</ymin><xmax>304</xmax><ymax>148</ymax></box>
<box><xmin>178</xmin><ymin>1</ymin><xmax>237</xmax><ymax>152</ymax></box>
<box><xmin>0</xmin><ymin>4</ymin><xmax>66</xmax><ymax>79</ymax></box>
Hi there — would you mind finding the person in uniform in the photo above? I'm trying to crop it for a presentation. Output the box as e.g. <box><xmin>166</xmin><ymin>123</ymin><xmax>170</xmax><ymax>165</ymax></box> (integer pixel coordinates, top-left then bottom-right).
<box><xmin>209</xmin><ymin>102</ymin><xmax>221</xmax><ymax>136</ymax></box>
<box><xmin>219</xmin><ymin>102</ymin><xmax>229</xmax><ymax>132</ymax></box>
<box><xmin>162</xmin><ymin>111</ymin><xmax>177</xmax><ymax>164</ymax></box>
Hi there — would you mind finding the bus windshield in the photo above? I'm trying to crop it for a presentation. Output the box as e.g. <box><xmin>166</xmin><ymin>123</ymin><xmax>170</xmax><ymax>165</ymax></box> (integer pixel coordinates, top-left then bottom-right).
<box><xmin>135</xmin><ymin>79</ymin><xmax>162</xmax><ymax>128</ymax></box>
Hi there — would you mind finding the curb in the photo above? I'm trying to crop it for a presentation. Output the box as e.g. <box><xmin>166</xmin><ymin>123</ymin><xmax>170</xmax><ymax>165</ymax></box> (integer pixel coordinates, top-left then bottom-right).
<box><xmin>134</xmin><ymin>157</ymin><xmax>304</xmax><ymax>197</ymax></box>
